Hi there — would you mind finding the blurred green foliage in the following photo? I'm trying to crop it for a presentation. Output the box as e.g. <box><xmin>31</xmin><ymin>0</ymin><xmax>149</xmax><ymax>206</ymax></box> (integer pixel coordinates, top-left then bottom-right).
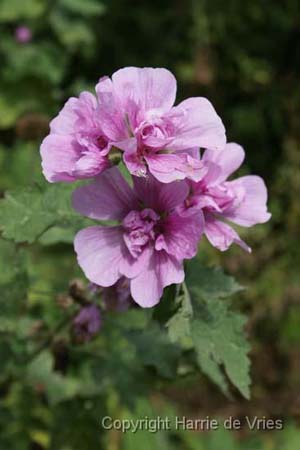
<box><xmin>1</xmin><ymin>0</ymin><xmax>300</xmax><ymax>448</ymax></box>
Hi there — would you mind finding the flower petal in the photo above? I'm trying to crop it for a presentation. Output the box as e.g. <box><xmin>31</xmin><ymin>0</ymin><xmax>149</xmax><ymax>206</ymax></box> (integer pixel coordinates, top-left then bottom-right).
<box><xmin>40</xmin><ymin>134</ymin><xmax>80</xmax><ymax>182</ymax></box>
<box><xmin>72</xmin><ymin>167</ymin><xmax>138</xmax><ymax>221</ymax></box>
<box><xmin>133</xmin><ymin>174</ymin><xmax>189</xmax><ymax>212</ymax></box>
<box><xmin>73</xmin><ymin>151</ymin><xmax>110</xmax><ymax>178</ymax></box>
<box><xmin>202</xmin><ymin>143</ymin><xmax>245</xmax><ymax>183</ymax></box>
<box><xmin>50</xmin><ymin>93</ymin><xmax>97</xmax><ymax>135</ymax></box>
<box><xmin>112</xmin><ymin>67</ymin><xmax>177</xmax><ymax>114</ymax></box>
<box><xmin>168</xmin><ymin>97</ymin><xmax>226</xmax><ymax>151</ymax></box>
<box><xmin>204</xmin><ymin>215</ymin><xmax>251</xmax><ymax>252</ymax></box>
<box><xmin>96</xmin><ymin>76</ymin><xmax>128</xmax><ymax>141</ymax></box>
<box><xmin>130</xmin><ymin>251</ymin><xmax>184</xmax><ymax>307</ymax></box>
<box><xmin>145</xmin><ymin>152</ymin><xmax>207</xmax><ymax>183</ymax></box>
<box><xmin>155</xmin><ymin>211</ymin><xmax>204</xmax><ymax>260</ymax></box>
<box><xmin>120</xmin><ymin>245</ymin><xmax>153</xmax><ymax>279</ymax></box>
<box><xmin>224</xmin><ymin>175</ymin><xmax>271</xmax><ymax>227</ymax></box>
<box><xmin>74</xmin><ymin>226</ymin><xmax>124</xmax><ymax>286</ymax></box>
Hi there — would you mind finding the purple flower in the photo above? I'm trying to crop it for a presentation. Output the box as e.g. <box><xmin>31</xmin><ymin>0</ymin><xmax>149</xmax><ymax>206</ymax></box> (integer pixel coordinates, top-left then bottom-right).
<box><xmin>96</xmin><ymin>67</ymin><xmax>225</xmax><ymax>182</ymax></box>
<box><xmin>72</xmin><ymin>167</ymin><xmax>204</xmax><ymax>307</ymax></box>
<box><xmin>103</xmin><ymin>277</ymin><xmax>132</xmax><ymax>312</ymax></box>
<box><xmin>40</xmin><ymin>92</ymin><xmax>111</xmax><ymax>182</ymax></box>
<box><xmin>179</xmin><ymin>143</ymin><xmax>271</xmax><ymax>252</ymax></box>
<box><xmin>73</xmin><ymin>304</ymin><xmax>102</xmax><ymax>342</ymax></box>
<box><xmin>40</xmin><ymin>67</ymin><xmax>225</xmax><ymax>184</ymax></box>
<box><xmin>15</xmin><ymin>26</ymin><xmax>32</xmax><ymax>44</ymax></box>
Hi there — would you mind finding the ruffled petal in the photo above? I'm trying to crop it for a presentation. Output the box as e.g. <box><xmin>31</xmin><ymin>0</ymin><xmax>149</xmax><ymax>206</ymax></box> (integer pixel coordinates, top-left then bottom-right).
<box><xmin>145</xmin><ymin>152</ymin><xmax>207</xmax><ymax>183</ymax></box>
<box><xmin>202</xmin><ymin>143</ymin><xmax>245</xmax><ymax>183</ymax></box>
<box><xmin>224</xmin><ymin>175</ymin><xmax>271</xmax><ymax>227</ymax></box>
<box><xmin>40</xmin><ymin>134</ymin><xmax>80</xmax><ymax>182</ymax></box>
<box><xmin>204</xmin><ymin>215</ymin><xmax>251</xmax><ymax>252</ymax></box>
<box><xmin>50</xmin><ymin>98</ymin><xmax>80</xmax><ymax>135</ymax></box>
<box><xmin>74</xmin><ymin>226</ymin><xmax>125</xmax><ymax>286</ymax></box>
<box><xmin>155</xmin><ymin>211</ymin><xmax>204</xmax><ymax>260</ymax></box>
<box><xmin>72</xmin><ymin>167</ymin><xmax>138</xmax><ymax>221</ymax></box>
<box><xmin>123</xmin><ymin>143</ymin><xmax>147</xmax><ymax>176</ymax></box>
<box><xmin>120</xmin><ymin>245</ymin><xmax>153</xmax><ymax>279</ymax></box>
<box><xmin>168</xmin><ymin>97</ymin><xmax>226</xmax><ymax>151</ymax></box>
<box><xmin>112</xmin><ymin>67</ymin><xmax>177</xmax><ymax>115</ymax></box>
<box><xmin>130</xmin><ymin>251</ymin><xmax>184</xmax><ymax>307</ymax></box>
<box><xmin>96</xmin><ymin>76</ymin><xmax>128</xmax><ymax>141</ymax></box>
<box><xmin>73</xmin><ymin>151</ymin><xmax>110</xmax><ymax>178</ymax></box>
<box><xmin>50</xmin><ymin>93</ymin><xmax>97</xmax><ymax>135</ymax></box>
<box><xmin>133</xmin><ymin>174</ymin><xmax>189</xmax><ymax>212</ymax></box>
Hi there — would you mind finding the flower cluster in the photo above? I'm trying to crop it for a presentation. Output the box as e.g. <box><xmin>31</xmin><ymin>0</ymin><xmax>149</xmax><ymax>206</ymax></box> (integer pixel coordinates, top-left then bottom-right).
<box><xmin>40</xmin><ymin>67</ymin><xmax>271</xmax><ymax>307</ymax></box>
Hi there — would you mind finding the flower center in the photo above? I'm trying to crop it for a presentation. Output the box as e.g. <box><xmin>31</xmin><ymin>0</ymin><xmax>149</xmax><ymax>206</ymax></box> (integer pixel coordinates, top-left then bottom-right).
<box><xmin>122</xmin><ymin>209</ymin><xmax>160</xmax><ymax>258</ymax></box>
<box><xmin>136</xmin><ymin>114</ymin><xmax>174</xmax><ymax>149</ymax></box>
<box><xmin>97</xmin><ymin>135</ymin><xmax>108</xmax><ymax>150</ymax></box>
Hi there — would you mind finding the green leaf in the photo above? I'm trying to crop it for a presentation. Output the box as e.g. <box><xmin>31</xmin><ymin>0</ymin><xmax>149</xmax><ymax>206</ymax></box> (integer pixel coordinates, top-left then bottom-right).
<box><xmin>168</xmin><ymin>259</ymin><xmax>250</xmax><ymax>398</ymax></box>
<box><xmin>186</xmin><ymin>261</ymin><xmax>243</xmax><ymax>301</ymax></box>
<box><xmin>127</xmin><ymin>323</ymin><xmax>180</xmax><ymax>379</ymax></box>
<box><xmin>121</xmin><ymin>398</ymin><xmax>174</xmax><ymax>450</ymax></box>
<box><xmin>50</xmin><ymin>12</ymin><xmax>95</xmax><ymax>49</ymax></box>
<box><xmin>0</xmin><ymin>239</ymin><xmax>28</xmax><ymax>312</ymax></box>
<box><xmin>0</xmin><ymin>188</ymin><xmax>56</xmax><ymax>243</ymax></box>
<box><xmin>27</xmin><ymin>351</ymin><xmax>80</xmax><ymax>405</ymax></box>
<box><xmin>2</xmin><ymin>42</ymin><xmax>66</xmax><ymax>85</ymax></box>
<box><xmin>59</xmin><ymin>0</ymin><xmax>106</xmax><ymax>16</ymax></box>
<box><xmin>0</xmin><ymin>183</ymin><xmax>93</xmax><ymax>244</ymax></box>
<box><xmin>166</xmin><ymin>283</ymin><xmax>193</xmax><ymax>349</ymax></box>
<box><xmin>0</xmin><ymin>0</ymin><xmax>45</xmax><ymax>21</ymax></box>
<box><xmin>191</xmin><ymin>298</ymin><xmax>251</xmax><ymax>399</ymax></box>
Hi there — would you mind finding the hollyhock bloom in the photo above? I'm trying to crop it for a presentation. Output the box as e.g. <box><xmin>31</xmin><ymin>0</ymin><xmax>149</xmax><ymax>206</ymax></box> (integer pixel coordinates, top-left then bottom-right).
<box><xmin>73</xmin><ymin>304</ymin><xmax>102</xmax><ymax>342</ymax></box>
<box><xmin>179</xmin><ymin>143</ymin><xmax>271</xmax><ymax>252</ymax></box>
<box><xmin>15</xmin><ymin>26</ymin><xmax>32</xmax><ymax>44</ymax></box>
<box><xmin>95</xmin><ymin>67</ymin><xmax>226</xmax><ymax>182</ymax></box>
<box><xmin>40</xmin><ymin>67</ymin><xmax>225</xmax><ymax>184</ymax></box>
<box><xmin>72</xmin><ymin>167</ymin><xmax>203</xmax><ymax>307</ymax></box>
<box><xmin>40</xmin><ymin>91</ymin><xmax>111</xmax><ymax>182</ymax></box>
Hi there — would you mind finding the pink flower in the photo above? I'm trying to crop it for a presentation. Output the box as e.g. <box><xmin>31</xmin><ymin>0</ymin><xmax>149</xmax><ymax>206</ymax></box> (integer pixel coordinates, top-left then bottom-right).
<box><xmin>40</xmin><ymin>67</ymin><xmax>225</xmax><ymax>184</ymax></box>
<box><xmin>40</xmin><ymin>92</ymin><xmax>111</xmax><ymax>182</ymax></box>
<box><xmin>15</xmin><ymin>26</ymin><xmax>32</xmax><ymax>44</ymax></box>
<box><xmin>96</xmin><ymin>67</ymin><xmax>226</xmax><ymax>182</ymax></box>
<box><xmin>72</xmin><ymin>167</ymin><xmax>204</xmax><ymax>307</ymax></box>
<box><xmin>179</xmin><ymin>143</ymin><xmax>271</xmax><ymax>252</ymax></box>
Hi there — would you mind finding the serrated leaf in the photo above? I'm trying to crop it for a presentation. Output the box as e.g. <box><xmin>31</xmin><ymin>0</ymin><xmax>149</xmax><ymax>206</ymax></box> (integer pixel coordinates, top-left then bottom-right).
<box><xmin>0</xmin><ymin>183</ymin><xmax>92</xmax><ymax>244</ymax></box>
<box><xmin>191</xmin><ymin>298</ymin><xmax>251</xmax><ymax>398</ymax></box>
<box><xmin>0</xmin><ymin>188</ymin><xmax>55</xmax><ymax>243</ymax></box>
<box><xmin>186</xmin><ymin>258</ymin><xmax>243</xmax><ymax>301</ymax></box>
<box><xmin>166</xmin><ymin>283</ymin><xmax>193</xmax><ymax>349</ymax></box>
<box><xmin>169</xmin><ymin>259</ymin><xmax>250</xmax><ymax>398</ymax></box>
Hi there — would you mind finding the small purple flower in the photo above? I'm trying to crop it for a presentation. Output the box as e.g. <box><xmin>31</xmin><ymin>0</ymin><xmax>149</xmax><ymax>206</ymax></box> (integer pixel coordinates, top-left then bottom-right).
<box><xmin>40</xmin><ymin>67</ymin><xmax>225</xmax><ymax>184</ymax></box>
<box><xmin>73</xmin><ymin>304</ymin><xmax>102</xmax><ymax>342</ymax></box>
<box><xmin>72</xmin><ymin>167</ymin><xmax>204</xmax><ymax>307</ymax></box>
<box><xmin>15</xmin><ymin>26</ymin><xmax>32</xmax><ymax>44</ymax></box>
<box><xmin>103</xmin><ymin>277</ymin><xmax>132</xmax><ymax>312</ymax></box>
<box><xmin>87</xmin><ymin>282</ymin><xmax>101</xmax><ymax>295</ymax></box>
<box><xmin>179</xmin><ymin>143</ymin><xmax>271</xmax><ymax>252</ymax></box>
